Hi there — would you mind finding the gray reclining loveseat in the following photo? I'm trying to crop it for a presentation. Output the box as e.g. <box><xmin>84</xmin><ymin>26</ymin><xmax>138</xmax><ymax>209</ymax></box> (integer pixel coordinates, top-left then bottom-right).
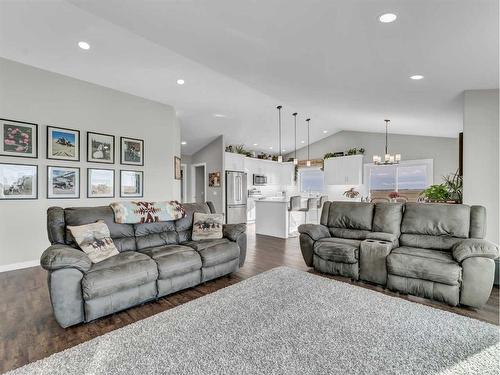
<box><xmin>299</xmin><ymin>201</ymin><xmax>499</xmax><ymax>308</ymax></box>
<box><xmin>41</xmin><ymin>202</ymin><xmax>246</xmax><ymax>327</ymax></box>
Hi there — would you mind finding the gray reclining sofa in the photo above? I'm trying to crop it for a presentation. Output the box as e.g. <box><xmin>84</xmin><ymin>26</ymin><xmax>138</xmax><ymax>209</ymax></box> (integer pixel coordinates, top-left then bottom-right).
<box><xmin>299</xmin><ymin>201</ymin><xmax>499</xmax><ymax>308</ymax></box>
<box><xmin>41</xmin><ymin>202</ymin><xmax>246</xmax><ymax>327</ymax></box>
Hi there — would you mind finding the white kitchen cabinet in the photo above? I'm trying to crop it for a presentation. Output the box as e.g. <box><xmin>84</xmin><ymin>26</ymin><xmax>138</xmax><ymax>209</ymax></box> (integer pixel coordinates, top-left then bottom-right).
<box><xmin>324</xmin><ymin>155</ymin><xmax>363</xmax><ymax>185</ymax></box>
<box><xmin>225</xmin><ymin>152</ymin><xmax>245</xmax><ymax>172</ymax></box>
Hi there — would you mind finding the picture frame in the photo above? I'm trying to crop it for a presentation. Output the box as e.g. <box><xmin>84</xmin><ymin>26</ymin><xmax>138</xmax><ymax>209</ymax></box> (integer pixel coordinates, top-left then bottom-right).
<box><xmin>47</xmin><ymin>126</ymin><xmax>80</xmax><ymax>161</ymax></box>
<box><xmin>120</xmin><ymin>170</ymin><xmax>144</xmax><ymax>198</ymax></box>
<box><xmin>87</xmin><ymin>132</ymin><xmax>115</xmax><ymax>164</ymax></box>
<box><xmin>47</xmin><ymin>166</ymin><xmax>80</xmax><ymax>199</ymax></box>
<box><xmin>209</xmin><ymin>171</ymin><xmax>221</xmax><ymax>187</ymax></box>
<box><xmin>0</xmin><ymin>118</ymin><xmax>38</xmax><ymax>158</ymax></box>
<box><xmin>174</xmin><ymin>156</ymin><xmax>181</xmax><ymax>180</ymax></box>
<box><xmin>87</xmin><ymin>168</ymin><xmax>115</xmax><ymax>198</ymax></box>
<box><xmin>120</xmin><ymin>137</ymin><xmax>144</xmax><ymax>166</ymax></box>
<box><xmin>0</xmin><ymin>162</ymin><xmax>38</xmax><ymax>200</ymax></box>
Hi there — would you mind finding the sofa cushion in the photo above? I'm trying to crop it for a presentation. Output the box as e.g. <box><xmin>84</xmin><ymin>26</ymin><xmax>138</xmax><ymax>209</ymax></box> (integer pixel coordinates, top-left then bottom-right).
<box><xmin>372</xmin><ymin>203</ymin><xmax>404</xmax><ymax>235</ymax></box>
<box><xmin>175</xmin><ymin>203</ymin><xmax>212</xmax><ymax>242</ymax></box>
<box><xmin>314</xmin><ymin>238</ymin><xmax>360</xmax><ymax>264</ymax></box>
<box><xmin>192</xmin><ymin>212</ymin><xmax>224</xmax><ymax>240</ymax></box>
<box><xmin>327</xmin><ymin>202</ymin><xmax>374</xmax><ymax>231</ymax></box>
<box><xmin>198</xmin><ymin>241</ymin><xmax>240</xmax><ymax>268</ymax></box>
<box><xmin>329</xmin><ymin>228</ymin><xmax>371</xmax><ymax>240</ymax></box>
<box><xmin>387</xmin><ymin>247</ymin><xmax>461</xmax><ymax>286</ymax></box>
<box><xmin>182</xmin><ymin>238</ymin><xmax>230</xmax><ymax>251</ymax></box>
<box><xmin>67</xmin><ymin>220</ymin><xmax>119</xmax><ymax>263</ymax></box>
<box><xmin>82</xmin><ymin>251</ymin><xmax>158</xmax><ymax>300</ymax></box>
<box><xmin>134</xmin><ymin>221</ymin><xmax>177</xmax><ymax>250</ymax></box>
<box><xmin>64</xmin><ymin>206</ymin><xmax>136</xmax><ymax>252</ymax></box>
<box><xmin>399</xmin><ymin>234</ymin><xmax>462</xmax><ymax>251</ymax></box>
<box><xmin>401</xmin><ymin>203</ymin><xmax>470</xmax><ymax>238</ymax></box>
<box><xmin>140</xmin><ymin>244</ymin><xmax>201</xmax><ymax>279</ymax></box>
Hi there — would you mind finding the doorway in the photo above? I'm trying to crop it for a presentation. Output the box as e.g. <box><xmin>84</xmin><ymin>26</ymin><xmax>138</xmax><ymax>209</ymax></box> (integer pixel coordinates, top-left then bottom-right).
<box><xmin>180</xmin><ymin>163</ymin><xmax>187</xmax><ymax>203</ymax></box>
<box><xmin>191</xmin><ymin>163</ymin><xmax>206</xmax><ymax>203</ymax></box>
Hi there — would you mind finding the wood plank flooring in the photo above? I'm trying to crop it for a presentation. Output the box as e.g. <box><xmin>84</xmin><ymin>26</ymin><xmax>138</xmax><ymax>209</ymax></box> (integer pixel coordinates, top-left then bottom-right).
<box><xmin>0</xmin><ymin>225</ymin><xmax>498</xmax><ymax>373</ymax></box>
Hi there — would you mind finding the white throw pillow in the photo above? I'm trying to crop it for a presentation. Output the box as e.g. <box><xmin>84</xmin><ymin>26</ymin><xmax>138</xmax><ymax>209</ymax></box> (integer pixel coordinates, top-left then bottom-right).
<box><xmin>192</xmin><ymin>212</ymin><xmax>224</xmax><ymax>241</ymax></box>
<box><xmin>67</xmin><ymin>220</ymin><xmax>119</xmax><ymax>263</ymax></box>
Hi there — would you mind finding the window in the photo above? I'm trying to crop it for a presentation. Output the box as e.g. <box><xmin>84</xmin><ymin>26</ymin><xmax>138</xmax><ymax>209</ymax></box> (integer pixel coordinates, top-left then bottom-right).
<box><xmin>365</xmin><ymin>159</ymin><xmax>433</xmax><ymax>202</ymax></box>
<box><xmin>299</xmin><ymin>168</ymin><xmax>324</xmax><ymax>193</ymax></box>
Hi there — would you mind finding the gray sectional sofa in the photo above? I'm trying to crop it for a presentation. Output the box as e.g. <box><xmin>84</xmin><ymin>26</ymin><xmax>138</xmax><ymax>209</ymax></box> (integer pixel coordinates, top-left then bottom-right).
<box><xmin>299</xmin><ymin>201</ymin><xmax>499</xmax><ymax>308</ymax></box>
<box><xmin>41</xmin><ymin>202</ymin><xmax>246</xmax><ymax>328</ymax></box>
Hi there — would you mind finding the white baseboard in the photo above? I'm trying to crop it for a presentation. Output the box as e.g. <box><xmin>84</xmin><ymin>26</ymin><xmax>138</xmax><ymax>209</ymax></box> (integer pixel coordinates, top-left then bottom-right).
<box><xmin>0</xmin><ymin>259</ymin><xmax>39</xmax><ymax>273</ymax></box>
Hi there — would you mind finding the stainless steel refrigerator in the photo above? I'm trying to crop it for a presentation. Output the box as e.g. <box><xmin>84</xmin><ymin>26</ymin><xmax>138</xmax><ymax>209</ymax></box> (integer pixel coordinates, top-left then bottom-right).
<box><xmin>225</xmin><ymin>171</ymin><xmax>247</xmax><ymax>224</ymax></box>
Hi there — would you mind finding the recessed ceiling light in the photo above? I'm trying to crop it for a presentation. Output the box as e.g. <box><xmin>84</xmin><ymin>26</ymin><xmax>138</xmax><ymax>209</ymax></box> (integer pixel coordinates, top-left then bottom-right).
<box><xmin>253</xmin><ymin>143</ymin><xmax>258</xmax><ymax>146</ymax></box>
<box><xmin>78</xmin><ymin>41</ymin><xmax>90</xmax><ymax>50</ymax></box>
<box><xmin>177</xmin><ymin>79</ymin><xmax>185</xmax><ymax>85</ymax></box>
<box><xmin>379</xmin><ymin>13</ymin><xmax>397</xmax><ymax>23</ymax></box>
<box><xmin>213</xmin><ymin>114</ymin><xmax>226</xmax><ymax>118</ymax></box>
<box><xmin>323</xmin><ymin>130</ymin><xmax>328</xmax><ymax>134</ymax></box>
<box><xmin>282</xmin><ymin>149</ymin><xmax>286</xmax><ymax>152</ymax></box>
<box><xmin>300</xmin><ymin>140</ymin><xmax>305</xmax><ymax>144</ymax></box>
<box><xmin>410</xmin><ymin>75</ymin><xmax>424</xmax><ymax>80</ymax></box>
<box><xmin>181</xmin><ymin>141</ymin><xmax>187</xmax><ymax>145</ymax></box>
<box><xmin>269</xmin><ymin>146</ymin><xmax>273</xmax><ymax>150</ymax></box>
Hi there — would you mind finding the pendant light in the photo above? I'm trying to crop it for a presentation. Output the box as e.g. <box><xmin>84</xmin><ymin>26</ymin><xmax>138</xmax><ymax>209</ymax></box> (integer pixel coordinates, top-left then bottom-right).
<box><xmin>292</xmin><ymin>112</ymin><xmax>298</xmax><ymax>165</ymax></box>
<box><xmin>306</xmin><ymin>118</ymin><xmax>311</xmax><ymax>167</ymax></box>
<box><xmin>277</xmin><ymin>105</ymin><xmax>283</xmax><ymax>163</ymax></box>
<box><xmin>372</xmin><ymin>119</ymin><xmax>401</xmax><ymax>165</ymax></box>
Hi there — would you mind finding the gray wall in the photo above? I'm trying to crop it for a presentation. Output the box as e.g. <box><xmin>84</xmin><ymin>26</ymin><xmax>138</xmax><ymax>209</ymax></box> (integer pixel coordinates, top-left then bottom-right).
<box><xmin>0</xmin><ymin>58</ymin><xmax>180</xmax><ymax>269</ymax></box>
<box><xmin>287</xmin><ymin>130</ymin><xmax>459</xmax><ymax>183</ymax></box>
<box><xmin>188</xmin><ymin>135</ymin><xmax>225</xmax><ymax>213</ymax></box>
<box><xmin>463</xmin><ymin>89</ymin><xmax>499</xmax><ymax>246</ymax></box>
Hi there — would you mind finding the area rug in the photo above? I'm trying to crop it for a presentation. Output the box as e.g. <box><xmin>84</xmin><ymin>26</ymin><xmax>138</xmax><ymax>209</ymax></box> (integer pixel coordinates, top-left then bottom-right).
<box><xmin>8</xmin><ymin>267</ymin><xmax>499</xmax><ymax>374</ymax></box>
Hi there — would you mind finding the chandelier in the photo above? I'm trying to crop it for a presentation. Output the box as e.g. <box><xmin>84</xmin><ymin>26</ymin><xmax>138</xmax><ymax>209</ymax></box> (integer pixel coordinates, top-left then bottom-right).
<box><xmin>373</xmin><ymin>119</ymin><xmax>401</xmax><ymax>165</ymax></box>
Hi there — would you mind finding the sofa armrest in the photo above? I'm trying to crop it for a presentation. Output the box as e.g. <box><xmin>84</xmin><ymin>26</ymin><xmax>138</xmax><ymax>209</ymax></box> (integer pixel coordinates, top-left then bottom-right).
<box><xmin>452</xmin><ymin>239</ymin><xmax>499</xmax><ymax>263</ymax></box>
<box><xmin>223</xmin><ymin>223</ymin><xmax>247</xmax><ymax>242</ymax></box>
<box><xmin>298</xmin><ymin>224</ymin><xmax>331</xmax><ymax>241</ymax></box>
<box><xmin>366</xmin><ymin>232</ymin><xmax>399</xmax><ymax>248</ymax></box>
<box><xmin>40</xmin><ymin>244</ymin><xmax>92</xmax><ymax>273</ymax></box>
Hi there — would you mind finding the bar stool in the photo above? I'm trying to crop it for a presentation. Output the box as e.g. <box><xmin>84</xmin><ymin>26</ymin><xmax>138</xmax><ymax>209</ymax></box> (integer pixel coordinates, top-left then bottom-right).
<box><xmin>316</xmin><ymin>195</ymin><xmax>328</xmax><ymax>222</ymax></box>
<box><xmin>288</xmin><ymin>196</ymin><xmax>304</xmax><ymax>235</ymax></box>
<box><xmin>305</xmin><ymin>197</ymin><xmax>319</xmax><ymax>224</ymax></box>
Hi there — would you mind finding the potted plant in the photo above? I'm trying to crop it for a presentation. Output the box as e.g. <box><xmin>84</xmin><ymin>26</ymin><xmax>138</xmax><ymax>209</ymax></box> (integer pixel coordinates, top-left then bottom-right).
<box><xmin>388</xmin><ymin>191</ymin><xmax>400</xmax><ymax>202</ymax></box>
<box><xmin>419</xmin><ymin>184</ymin><xmax>451</xmax><ymax>203</ymax></box>
<box><xmin>442</xmin><ymin>170</ymin><xmax>463</xmax><ymax>203</ymax></box>
<box><xmin>343</xmin><ymin>188</ymin><xmax>360</xmax><ymax>199</ymax></box>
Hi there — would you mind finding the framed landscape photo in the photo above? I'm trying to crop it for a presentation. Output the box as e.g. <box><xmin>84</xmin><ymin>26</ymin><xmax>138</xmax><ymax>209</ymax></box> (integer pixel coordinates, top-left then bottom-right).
<box><xmin>47</xmin><ymin>126</ymin><xmax>80</xmax><ymax>161</ymax></box>
<box><xmin>120</xmin><ymin>137</ymin><xmax>144</xmax><ymax>166</ymax></box>
<box><xmin>87</xmin><ymin>168</ymin><xmax>115</xmax><ymax>198</ymax></box>
<box><xmin>0</xmin><ymin>118</ymin><xmax>38</xmax><ymax>158</ymax></box>
<box><xmin>87</xmin><ymin>132</ymin><xmax>115</xmax><ymax>164</ymax></box>
<box><xmin>47</xmin><ymin>166</ymin><xmax>80</xmax><ymax>199</ymax></box>
<box><xmin>0</xmin><ymin>163</ymin><xmax>38</xmax><ymax>200</ymax></box>
<box><xmin>120</xmin><ymin>170</ymin><xmax>143</xmax><ymax>198</ymax></box>
<box><xmin>174</xmin><ymin>156</ymin><xmax>181</xmax><ymax>180</ymax></box>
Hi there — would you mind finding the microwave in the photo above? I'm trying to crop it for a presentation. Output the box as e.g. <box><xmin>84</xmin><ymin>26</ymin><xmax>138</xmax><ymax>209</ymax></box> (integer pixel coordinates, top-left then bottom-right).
<box><xmin>253</xmin><ymin>174</ymin><xmax>267</xmax><ymax>186</ymax></box>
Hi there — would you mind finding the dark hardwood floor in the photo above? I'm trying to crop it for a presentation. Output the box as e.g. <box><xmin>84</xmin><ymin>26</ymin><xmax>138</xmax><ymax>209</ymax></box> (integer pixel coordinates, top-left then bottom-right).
<box><xmin>1</xmin><ymin>225</ymin><xmax>498</xmax><ymax>373</ymax></box>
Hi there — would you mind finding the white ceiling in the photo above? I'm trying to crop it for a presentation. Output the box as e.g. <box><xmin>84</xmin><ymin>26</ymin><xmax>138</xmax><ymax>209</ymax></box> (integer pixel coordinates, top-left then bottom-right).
<box><xmin>0</xmin><ymin>0</ymin><xmax>498</xmax><ymax>155</ymax></box>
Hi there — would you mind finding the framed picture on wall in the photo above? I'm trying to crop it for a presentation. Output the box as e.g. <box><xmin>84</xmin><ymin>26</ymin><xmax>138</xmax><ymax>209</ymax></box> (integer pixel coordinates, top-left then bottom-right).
<box><xmin>47</xmin><ymin>126</ymin><xmax>80</xmax><ymax>161</ymax></box>
<box><xmin>87</xmin><ymin>132</ymin><xmax>115</xmax><ymax>164</ymax></box>
<box><xmin>87</xmin><ymin>168</ymin><xmax>115</xmax><ymax>198</ymax></box>
<box><xmin>47</xmin><ymin>166</ymin><xmax>80</xmax><ymax>199</ymax></box>
<box><xmin>120</xmin><ymin>170</ymin><xmax>143</xmax><ymax>198</ymax></box>
<box><xmin>209</xmin><ymin>172</ymin><xmax>221</xmax><ymax>187</ymax></box>
<box><xmin>0</xmin><ymin>118</ymin><xmax>38</xmax><ymax>158</ymax></box>
<box><xmin>120</xmin><ymin>137</ymin><xmax>144</xmax><ymax>166</ymax></box>
<box><xmin>174</xmin><ymin>156</ymin><xmax>181</xmax><ymax>180</ymax></box>
<box><xmin>0</xmin><ymin>162</ymin><xmax>38</xmax><ymax>200</ymax></box>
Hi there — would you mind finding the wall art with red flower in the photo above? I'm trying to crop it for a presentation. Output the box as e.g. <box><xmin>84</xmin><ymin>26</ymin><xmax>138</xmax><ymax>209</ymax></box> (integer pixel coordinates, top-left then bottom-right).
<box><xmin>0</xmin><ymin>118</ymin><xmax>38</xmax><ymax>158</ymax></box>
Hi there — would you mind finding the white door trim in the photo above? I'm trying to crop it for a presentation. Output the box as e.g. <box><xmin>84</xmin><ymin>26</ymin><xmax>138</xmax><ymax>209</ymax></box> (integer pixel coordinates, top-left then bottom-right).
<box><xmin>191</xmin><ymin>162</ymin><xmax>207</xmax><ymax>202</ymax></box>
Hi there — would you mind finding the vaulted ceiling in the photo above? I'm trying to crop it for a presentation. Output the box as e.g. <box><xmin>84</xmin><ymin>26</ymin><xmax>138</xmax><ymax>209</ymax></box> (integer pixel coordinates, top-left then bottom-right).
<box><xmin>0</xmin><ymin>0</ymin><xmax>498</xmax><ymax>154</ymax></box>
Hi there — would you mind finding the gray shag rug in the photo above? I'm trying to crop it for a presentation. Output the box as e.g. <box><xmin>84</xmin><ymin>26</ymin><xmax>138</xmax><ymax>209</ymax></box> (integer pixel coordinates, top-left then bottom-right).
<box><xmin>8</xmin><ymin>267</ymin><xmax>499</xmax><ymax>375</ymax></box>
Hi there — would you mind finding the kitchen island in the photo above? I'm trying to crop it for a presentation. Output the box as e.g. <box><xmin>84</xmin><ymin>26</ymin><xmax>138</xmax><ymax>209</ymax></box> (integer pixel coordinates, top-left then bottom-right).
<box><xmin>255</xmin><ymin>198</ymin><xmax>305</xmax><ymax>238</ymax></box>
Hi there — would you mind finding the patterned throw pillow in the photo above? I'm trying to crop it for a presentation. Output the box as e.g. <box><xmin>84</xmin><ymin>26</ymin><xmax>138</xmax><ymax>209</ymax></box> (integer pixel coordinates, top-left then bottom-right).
<box><xmin>67</xmin><ymin>220</ymin><xmax>119</xmax><ymax>263</ymax></box>
<box><xmin>192</xmin><ymin>212</ymin><xmax>224</xmax><ymax>241</ymax></box>
<box><xmin>110</xmin><ymin>201</ymin><xmax>186</xmax><ymax>224</ymax></box>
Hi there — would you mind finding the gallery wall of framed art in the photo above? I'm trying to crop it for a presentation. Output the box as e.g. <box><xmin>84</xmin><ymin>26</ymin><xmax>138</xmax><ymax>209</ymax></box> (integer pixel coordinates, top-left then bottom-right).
<box><xmin>0</xmin><ymin>117</ymin><xmax>150</xmax><ymax>200</ymax></box>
